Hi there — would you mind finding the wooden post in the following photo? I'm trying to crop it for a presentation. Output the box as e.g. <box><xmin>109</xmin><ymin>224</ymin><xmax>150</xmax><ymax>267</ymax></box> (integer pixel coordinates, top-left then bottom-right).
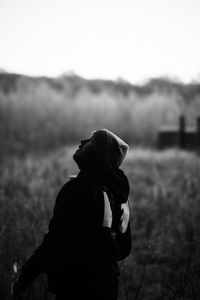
<box><xmin>179</xmin><ymin>115</ymin><xmax>185</xmax><ymax>148</ymax></box>
<box><xmin>196</xmin><ymin>116</ymin><xmax>200</xmax><ymax>147</ymax></box>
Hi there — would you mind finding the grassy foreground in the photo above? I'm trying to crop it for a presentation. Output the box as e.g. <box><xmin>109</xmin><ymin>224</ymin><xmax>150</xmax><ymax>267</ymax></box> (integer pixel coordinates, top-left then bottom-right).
<box><xmin>0</xmin><ymin>147</ymin><xmax>200</xmax><ymax>299</ymax></box>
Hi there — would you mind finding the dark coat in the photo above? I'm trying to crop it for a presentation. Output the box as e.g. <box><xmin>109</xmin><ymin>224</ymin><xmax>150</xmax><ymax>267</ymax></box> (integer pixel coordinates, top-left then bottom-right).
<box><xmin>17</xmin><ymin>171</ymin><xmax>131</xmax><ymax>293</ymax></box>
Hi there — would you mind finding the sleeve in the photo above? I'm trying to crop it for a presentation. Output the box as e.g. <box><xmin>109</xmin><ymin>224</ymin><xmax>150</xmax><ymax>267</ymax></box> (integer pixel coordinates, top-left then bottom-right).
<box><xmin>17</xmin><ymin>177</ymin><xmax>92</xmax><ymax>287</ymax></box>
<box><xmin>115</xmin><ymin>201</ymin><xmax>132</xmax><ymax>260</ymax></box>
<box><xmin>116</xmin><ymin>222</ymin><xmax>132</xmax><ymax>260</ymax></box>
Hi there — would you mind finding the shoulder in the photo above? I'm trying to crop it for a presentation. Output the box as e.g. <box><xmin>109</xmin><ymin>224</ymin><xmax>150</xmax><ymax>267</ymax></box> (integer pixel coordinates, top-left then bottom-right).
<box><xmin>53</xmin><ymin>175</ymin><xmax>95</xmax><ymax>215</ymax></box>
<box><xmin>57</xmin><ymin>174</ymin><xmax>95</xmax><ymax>199</ymax></box>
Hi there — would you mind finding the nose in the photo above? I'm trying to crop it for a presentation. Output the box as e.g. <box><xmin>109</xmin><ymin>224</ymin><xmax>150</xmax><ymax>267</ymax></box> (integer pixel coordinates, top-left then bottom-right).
<box><xmin>81</xmin><ymin>138</ymin><xmax>91</xmax><ymax>146</ymax></box>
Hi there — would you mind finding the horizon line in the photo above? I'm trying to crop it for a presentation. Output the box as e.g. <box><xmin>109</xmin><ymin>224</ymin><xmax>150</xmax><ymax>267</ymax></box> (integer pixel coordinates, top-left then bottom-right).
<box><xmin>0</xmin><ymin>68</ymin><xmax>200</xmax><ymax>86</ymax></box>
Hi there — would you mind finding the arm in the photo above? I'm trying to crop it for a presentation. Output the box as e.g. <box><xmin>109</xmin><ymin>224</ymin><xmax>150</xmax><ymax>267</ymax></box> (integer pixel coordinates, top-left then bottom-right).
<box><xmin>13</xmin><ymin>177</ymin><xmax>92</xmax><ymax>296</ymax></box>
<box><xmin>13</xmin><ymin>180</ymin><xmax>75</xmax><ymax>294</ymax></box>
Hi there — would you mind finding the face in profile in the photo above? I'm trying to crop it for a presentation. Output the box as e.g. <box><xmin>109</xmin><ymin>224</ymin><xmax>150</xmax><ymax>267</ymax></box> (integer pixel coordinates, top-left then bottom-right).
<box><xmin>73</xmin><ymin>136</ymin><xmax>96</xmax><ymax>169</ymax></box>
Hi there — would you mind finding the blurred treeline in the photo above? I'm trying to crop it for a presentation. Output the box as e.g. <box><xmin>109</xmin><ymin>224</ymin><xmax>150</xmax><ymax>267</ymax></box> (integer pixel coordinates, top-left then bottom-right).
<box><xmin>1</xmin><ymin>72</ymin><xmax>200</xmax><ymax>155</ymax></box>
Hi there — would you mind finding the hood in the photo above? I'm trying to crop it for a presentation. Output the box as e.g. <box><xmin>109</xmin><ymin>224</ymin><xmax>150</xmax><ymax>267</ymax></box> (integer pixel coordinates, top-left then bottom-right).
<box><xmin>92</xmin><ymin>129</ymin><xmax>129</xmax><ymax>170</ymax></box>
<box><xmin>91</xmin><ymin>129</ymin><xmax>130</xmax><ymax>204</ymax></box>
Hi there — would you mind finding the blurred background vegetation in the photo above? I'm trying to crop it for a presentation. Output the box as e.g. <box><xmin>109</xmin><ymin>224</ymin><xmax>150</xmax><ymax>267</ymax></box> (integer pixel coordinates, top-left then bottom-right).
<box><xmin>1</xmin><ymin>72</ymin><xmax>200</xmax><ymax>155</ymax></box>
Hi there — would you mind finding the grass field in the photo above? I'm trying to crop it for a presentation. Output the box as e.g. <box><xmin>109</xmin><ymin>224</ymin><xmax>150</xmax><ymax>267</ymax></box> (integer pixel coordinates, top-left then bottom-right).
<box><xmin>0</xmin><ymin>147</ymin><xmax>200</xmax><ymax>299</ymax></box>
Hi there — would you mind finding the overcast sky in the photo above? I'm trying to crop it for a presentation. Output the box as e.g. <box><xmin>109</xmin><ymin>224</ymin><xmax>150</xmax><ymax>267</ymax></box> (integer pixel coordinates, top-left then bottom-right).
<box><xmin>0</xmin><ymin>0</ymin><xmax>200</xmax><ymax>84</ymax></box>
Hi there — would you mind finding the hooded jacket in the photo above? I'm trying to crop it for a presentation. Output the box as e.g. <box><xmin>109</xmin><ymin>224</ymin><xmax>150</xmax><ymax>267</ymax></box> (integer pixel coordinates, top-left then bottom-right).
<box><xmin>17</xmin><ymin>130</ymin><xmax>132</xmax><ymax>293</ymax></box>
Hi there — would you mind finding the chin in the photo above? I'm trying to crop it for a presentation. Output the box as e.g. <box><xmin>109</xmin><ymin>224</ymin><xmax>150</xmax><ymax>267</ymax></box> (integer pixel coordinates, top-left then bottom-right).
<box><xmin>73</xmin><ymin>151</ymin><xmax>81</xmax><ymax>166</ymax></box>
<box><xmin>73</xmin><ymin>151</ymin><xmax>78</xmax><ymax>161</ymax></box>
<box><xmin>73</xmin><ymin>147</ymin><xmax>80</xmax><ymax>156</ymax></box>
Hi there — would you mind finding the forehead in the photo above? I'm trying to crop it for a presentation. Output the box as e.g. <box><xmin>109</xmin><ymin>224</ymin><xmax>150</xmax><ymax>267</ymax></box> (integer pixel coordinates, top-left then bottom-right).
<box><xmin>82</xmin><ymin>136</ymin><xmax>94</xmax><ymax>143</ymax></box>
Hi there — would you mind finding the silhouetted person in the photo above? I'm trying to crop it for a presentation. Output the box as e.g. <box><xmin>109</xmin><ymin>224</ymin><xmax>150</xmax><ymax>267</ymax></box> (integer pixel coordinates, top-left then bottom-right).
<box><xmin>13</xmin><ymin>129</ymin><xmax>132</xmax><ymax>300</ymax></box>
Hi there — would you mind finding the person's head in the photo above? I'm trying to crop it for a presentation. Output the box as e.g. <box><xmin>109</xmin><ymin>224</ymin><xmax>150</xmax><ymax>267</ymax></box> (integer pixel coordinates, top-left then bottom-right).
<box><xmin>73</xmin><ymin>129</ymin><xmax>129</xmax><ymax>171</ymax></box>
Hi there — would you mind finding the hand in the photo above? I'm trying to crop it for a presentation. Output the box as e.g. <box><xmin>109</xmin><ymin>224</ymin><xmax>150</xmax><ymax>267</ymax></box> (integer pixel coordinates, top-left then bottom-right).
<box><xmin>12</xmin><ymin>280</ymin><xmax>26</xmax><ymax>300</ymax></box>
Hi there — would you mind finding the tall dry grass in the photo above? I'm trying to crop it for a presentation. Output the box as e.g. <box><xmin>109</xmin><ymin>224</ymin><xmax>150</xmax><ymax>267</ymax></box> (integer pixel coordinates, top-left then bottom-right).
<box><xmin>1</xmin><ymin>147</ymin><xmax>200</xmax><ymax>299</ymax></box>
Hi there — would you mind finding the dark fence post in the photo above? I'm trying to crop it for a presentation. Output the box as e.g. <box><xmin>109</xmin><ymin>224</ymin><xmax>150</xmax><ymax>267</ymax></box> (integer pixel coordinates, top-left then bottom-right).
<box><xmin>196</xmin><ymin>116</ymin><xmax>200</xmax><ymax>147</ymax></box>
<box><xmin>179</xmin><ymin>115</ymin><xmax>185</xmax><ymax>148</ymax></box>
